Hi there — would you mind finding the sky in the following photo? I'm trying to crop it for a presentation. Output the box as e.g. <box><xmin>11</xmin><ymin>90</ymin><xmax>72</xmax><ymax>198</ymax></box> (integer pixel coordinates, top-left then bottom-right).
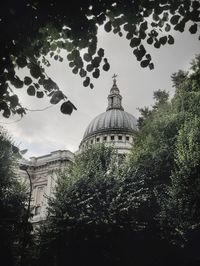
<box><xmin>1</xmin><ymin>25</ymin><xmax>200</xmax><ymax>158</ymax></box>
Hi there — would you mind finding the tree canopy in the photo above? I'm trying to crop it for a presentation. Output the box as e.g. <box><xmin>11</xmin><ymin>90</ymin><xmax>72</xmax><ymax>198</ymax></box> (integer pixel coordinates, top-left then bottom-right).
<box><xmin>0</xmin><ymin>0</ymin><xmax>200</xmax><ymax>118</ymax></box>
<box><xmin>0</xmin><ymin>127</ymin><xmax>30</xmax><ymax>266</ymax></box>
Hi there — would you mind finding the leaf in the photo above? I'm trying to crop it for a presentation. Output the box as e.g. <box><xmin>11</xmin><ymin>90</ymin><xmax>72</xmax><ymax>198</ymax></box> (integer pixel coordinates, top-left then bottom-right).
<box><xmin>165</xmin><ymin>24</ymin><xmax>171</xmax><ymax>32</ymax></box>
<box><xmin>104</xmin><ymin>21</ymin><xmax>112</xmax><ymax>32</ymax></box>
<box><xmin>11</xmin><ymin>77</ymin><xmax>24</xmax><ymax>88</ymax></box>
<box><xmin>90</xmin><ymin>83</ymin><xmax>94</xmax><ymax>89</ymax></box>
<box><xmin>103</xmin><ymin>62</ymin><xmax>110</xmax><ymax>71</ymax></box>
<box><xmin>83</xmin><ymin>77</ymin><xmax>90</xmax><ymax>87</ymax></box>
<box><xmin>126</xmin><ymin>32</ymin><xmax>133</xmax><ymax>40</ymax></box>
<box><xmin>146</xmin><ymin>54</ymin><xmax>151</xmax><ymax>60</ymax></box>
<box><xmin>72</xmin><ymin>66</ymin><xmax>78</xmax><ymax>74</ymax></box>
<box><xmin>9</xmin><ymin>95</ymin><xmax>19</xmax><ymax>108</ymax></box>
<box><xmin>79</xmin><ymin>69</ymin><xmax>87</xmax><ymax>78</ymax></box>
<box><xmin>97</xmin><ymin>48</ymin><xmax>104</xmax><ymax>57</ymax></box>
<box><xmin>140</xmin><ymin>60</ymin><xmax>150</xmax><ymax>68</ymax></box>
<box><xmin>30</xmin><ymin>64</ymin><xmax>42</xmax><ymax>79</ymax></box>
<box><xmin>159</xmin><ymin>36</ymin><xmax>167</xmax><ymax>45</ymax></box>
<box><xmin>60</xmin><ymin>101</ymin><xmax>77</xmax><ymax>115</ymax></box>
<box><xmin>130</xmin><ymin>38</ymin><xmax>141</xmax><ymax>48</ymax></box>
<box><xmin>170</xmin><ymin>15</ymin><xmax>180</xmax><ymax>25</ymax></box>
<box><xmin>168</xmin><ymin>35</ymin><xmax>174</xmax><ymax>45</ymax></box>
<box><xmin>149</xmin><ymin>63</ymin><xmax>154</xmax><ymax>70</ymax></box>
<box><xmin>147</xmin><ymin>37</ymin><xmax>153</xmax><ymax>45</ymax></box>
<box><xmin>154</xmin><ymin>41</ymin><xmax>161</xmax><ymax>48</ymax></box>
<box><xmin>24</xmin><ymin>76</ymin><xmax>32</xmax><ymax>86</ymax></box>
<box><xmin>83</xmin><ymin>53</ymin><xmax>92</xmax><ymax>62</ymax></box>
<box><xmin>86</xmin><ymin>64</ymin><xmax>94</xmax><ymax>72</ymax></box>
<box><xmin>36</xmin><ymin>91</ymin><xmax>44</xmax><ymax>98</ymax></box>
<box><xmin>92</xmin><ymin>69</ymin><xmax>100</xmax><ymax>79</ymax></box>
<box><xmin>140</xmin><ymin>21</ymin><xmax>148</xmax><ymax>31</ymax></box>
<box><xmin>27</xmin><ymin>85</ymin><xmax>35</xmax><ymax>96</ymax></box>
<box><xmin>16</xmin><ymin>57</ymin><xmax>27</xmax><ymax>68</ymax></box>
<box><xmin>50</xmin><ymin>91</ymin><xmax>64</xmax><ymax>104</ymax></box>
<box><xmin>91</xmin><ymin>56</ymin><xmax>101</xmax><ymax>68</ymax></box>
<box><xmin>189</xmin><ymin>23</ymin><xmax>198</xmax><ymax>34</ymax></box>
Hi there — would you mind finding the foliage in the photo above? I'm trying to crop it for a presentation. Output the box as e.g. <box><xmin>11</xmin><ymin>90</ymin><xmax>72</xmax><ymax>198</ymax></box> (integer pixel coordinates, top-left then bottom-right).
<box><xmin>128</xmin><ymin>55</ymin><xmax>200</xmax><ymax>256</ymax></box>
<box><xmin>0</xmin><ymin>127</ymin><xmax>30</xmax><ymax>266</ymax></box>
<box><xmin>36</xmin><ymin>145</ymin><xmax>155</xmax><ymax>266</ymax></box>
<box><xmin>0</xmin><ymin>0</ymin><xmax>200</xmax><ymax>117</ymax></box>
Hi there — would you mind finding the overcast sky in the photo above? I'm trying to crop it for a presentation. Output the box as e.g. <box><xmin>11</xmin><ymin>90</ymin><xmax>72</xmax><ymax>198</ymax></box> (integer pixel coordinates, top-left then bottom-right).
<box><xmin>2</xmin><ymin>26</ymin><xmax>200</xmax><ymax>158</ymax></box>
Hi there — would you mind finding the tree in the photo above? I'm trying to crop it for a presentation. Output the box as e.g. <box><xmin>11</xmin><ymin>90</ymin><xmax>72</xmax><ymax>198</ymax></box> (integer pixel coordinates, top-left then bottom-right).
<box><xmin>158</xmin><ymin>56</ymin><xmax>200</xmax><ymax>253</ymax></box>
<box><xmin>0</xmin><ymin>0</ymin><xmax>200</xmax><ymax>117</ymax></box>
<box><xmin>36</xmin><ymin>144</ymin><xmax>153</xmax><ymax>266</ymax></box>
<box><xmin>126</xmin><ymin>54</ymin><xmax>200</xmax><ymax>263</ymax></box>
<box><xmin>0</xmin><ymin>127</ymin><xmax>30</xmax><ymax>266</ymax></box>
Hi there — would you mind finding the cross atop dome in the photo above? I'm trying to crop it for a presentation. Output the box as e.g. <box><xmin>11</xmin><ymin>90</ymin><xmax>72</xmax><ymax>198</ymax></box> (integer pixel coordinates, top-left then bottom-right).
<box><xmin>112</xmin><ymin>73</ymin><xmax>118</xmax><ymax>85</ymax></box>
<box><xmin>107</xmin><ymin>75</ymin><xmax>124</xmax><ymax>111</ymax></box>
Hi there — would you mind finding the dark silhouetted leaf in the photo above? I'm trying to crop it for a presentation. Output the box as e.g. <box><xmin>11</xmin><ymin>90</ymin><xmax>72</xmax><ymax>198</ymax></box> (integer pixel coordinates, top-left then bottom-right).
<box><xmin>130</xmin><ymin>38</ymin><xmax>141</xmax><ymax>47</ymax></box>
<box><xmin>159</xmin><ymin>36</ymin><xmax>167</xmax><ymax>45</ymax></box>
<box><xmin>83</xmin><ymin>53</ymin><xmax>92</xmax><ymax>62</ymax></box>
<box><xmin>30</xmin><ymin>65</ymin><xmax>42</xmax><ymax>79</ymax></box>
<box><xmin>83</xmin><ymin>77</ymin><xmax>90</xmax><ymax>87</ymax></box>
<box><xmin>50</xmin><ymin>91</ymin><xmax>64</xmax><ymax>104</ymax></box>
<box><xmin>147</xmin><ymin>37</ymin><xmax>153</xmax><ymax>45</ymax></box>
<box><xmin>16</xmin><ymin>57</ymin><xmax>27</xmax><ymax>68</ymax></box>
<box><xmin>9</xmin><ymin>95</ymin><xmax>19</xmax><ymax>108</ymax></box>
<box><xmin>24</xmin><ymin>76</ymin><xmax>32</xmax><ymax>86</ymax></box>
<box><xmin>90</xmin><ymin>83</ymin><xmax>94</xmax><ymax>89</ymax></box>
<box><xmin>149</xmin><ymin>62</ymin><xmax>154</xmax><ymax>70</ymax></box>
<box><xmin>168</xmin><ymin>35</ymin><xmax>174</xmax><ymax>44</ymax></box>
<box><xmin>189</xmin><ymin>23</ymin><xmax>198</xmax><ymax>34</ymax></box>
<box><xmin>154</xmin><ymin>41</ymin><xmax>161</xmax><ymax>48</ymax></box>
<box><xmin>79</xmin><ymin>69</ymin><xmax>87</xmax><ymax>77</ymax></box>
<box><xmin>104</xmin><ymin>21</ymin><xmax>112</xmax><ymax>32</ymax></box>
<box><xmin>27</xmin><ymin>85</ymin><xmax>35</xmax><ymax>96</ymax></box>
<box><xmin>103</xmin><ymin>62</ymin><xmax>110</xmax><ymax>71</ymax></box>
<box><xmin>91</xmin><ymin>57</ymin><xmax>101</xmax><ymax>68</ymax></box>
<box><xmin>165</xmin><ymin>23</ymin><xmax>171</xmax><ymax>32</ymax></box>
<box><xmin>36</xmin><ymin>91</ymin><xmax>44</xmax><ymax>98</ymax></box>
<box><xmin>170</xmin><ymin>15</ymin><xmax>180</xmax><ymax>25</ymax></box>
<box><xmin>140</xmin><ymin>60</ymin><xmax>150</xmax><ymax>68</ymax></box>
<box><xmin>92</xmin><ymin>69</ymin><xmax>100</xmax><ymax>78</ymax></box>
<box><xmin>86</xmin><ymin>64</ymin><xmax>94</xmax><ymax>72</ymax></box>
<box><xmin>97</xmin><ymin>48</ymin><xmax>104</xmax><ymax>57</ymax></box>
<box><xmin>60</xmin><ymin>101</ymin><xmax>77</xmax><ymax>115</ymax></box>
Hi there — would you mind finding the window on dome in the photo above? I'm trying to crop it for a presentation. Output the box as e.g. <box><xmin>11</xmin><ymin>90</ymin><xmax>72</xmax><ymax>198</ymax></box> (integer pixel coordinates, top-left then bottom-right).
<box><xmin>96</xmin><ymin>137</ymin><xmax>100</xmax><ymax>142</ymax></box>
<box><xmin>118</xmin><ymin>135</ymin><xmax>122</xmax><ymax>140</ymax></box>
<box><xmin>126</xmin><ymin>136</ymin><xmax>129</xmax><ymax>141</ymax></box>
<box><xmin>91</xmin><ymin>139</ymin><xmax>93</xmax><ymax>144</ymax></box>
<box><xmin>111</xmin><ymin>135</ymin><xmax>114</xmax><ymax>141</ymax></box>
<box><xmin>103</xmin><ymin>136</ymin><xmax>107</xmax><ymax>141</ymax></box>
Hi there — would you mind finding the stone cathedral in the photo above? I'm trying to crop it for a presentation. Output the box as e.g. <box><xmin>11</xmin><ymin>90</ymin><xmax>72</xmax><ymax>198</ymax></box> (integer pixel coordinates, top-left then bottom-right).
<box><xmin>19</xmin><ymin>77</ymin><xmax>137</xmax><ymax>224</ymax></box>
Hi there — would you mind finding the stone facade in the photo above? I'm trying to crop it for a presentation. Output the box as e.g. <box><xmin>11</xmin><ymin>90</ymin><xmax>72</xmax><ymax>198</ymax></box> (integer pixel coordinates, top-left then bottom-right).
<box><xmin>19</xmin><ymin>150</ymin><xmax>74</xmax><ymax>224</ymax></box>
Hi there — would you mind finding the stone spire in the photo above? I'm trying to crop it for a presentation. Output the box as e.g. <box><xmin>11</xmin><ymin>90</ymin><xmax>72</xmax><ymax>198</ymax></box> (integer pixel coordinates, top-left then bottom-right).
<box><xmin>106</xmin><ymin>74</ymin><xmax>124</xmax><ymax>111</ymax></box>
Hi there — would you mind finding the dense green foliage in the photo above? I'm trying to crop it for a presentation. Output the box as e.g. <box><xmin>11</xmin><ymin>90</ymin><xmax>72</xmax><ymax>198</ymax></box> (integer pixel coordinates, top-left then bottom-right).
<box><xmin>0</xmin><ymin>128</ymin><xmax>29</xmax><ymax>266</ymax></box>
<box><xmin>128</xmin><ymin>55</ymin><xmax>200</xmax><ymax>262</ymax></box>
<box><xmin>36</xmin><ymin>145</ymin><xmax>159</xmax><ymax>266</ymax></box>
<box><xmin>0</xmin><ymin>0</ymin><xmax>200</xmax><ymax>117</ymax></box>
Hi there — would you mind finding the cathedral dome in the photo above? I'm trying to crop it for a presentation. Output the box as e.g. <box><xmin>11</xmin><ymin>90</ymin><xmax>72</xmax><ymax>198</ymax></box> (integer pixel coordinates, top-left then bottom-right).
<box><xmin>83</xmin><ymin>109</ymin><xmax>137</xmax><ymax>140</ymax></box>
<box><xmin>79</xmin><ymin>76</ymin><xmax>137</xmax><ymax>153</ymax></box>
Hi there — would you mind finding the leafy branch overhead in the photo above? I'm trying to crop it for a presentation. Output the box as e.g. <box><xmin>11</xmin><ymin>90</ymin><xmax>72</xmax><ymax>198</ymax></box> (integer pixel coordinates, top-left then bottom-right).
<box><xmin>0</xmin><ymin>0</ymin><xmax>200</xmax><ymax>118</ymax></box>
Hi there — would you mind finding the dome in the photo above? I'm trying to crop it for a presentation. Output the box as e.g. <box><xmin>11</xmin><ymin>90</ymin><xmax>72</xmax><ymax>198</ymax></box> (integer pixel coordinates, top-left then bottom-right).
<box><xmin>83</xmin><ymin>109</ymin><xmax>137</xmax><ymax>140</ymax></box>
<box><xmin>79</xmin><ymin>75</ymin><xmax>137</xmax><ymax>153</ymax></box>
